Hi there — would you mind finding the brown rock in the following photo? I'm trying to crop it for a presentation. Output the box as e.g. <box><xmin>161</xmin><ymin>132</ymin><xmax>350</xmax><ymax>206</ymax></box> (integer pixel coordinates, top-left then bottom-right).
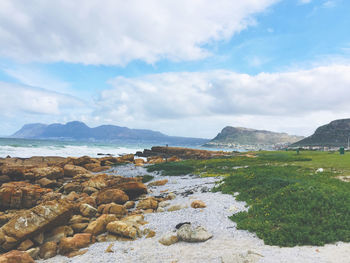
<box><xmin>82</xmin><ymin>174</ymin><xmax>108</xmax><ymax>190</ymax></box>
<box><xmin>113</xmin><ymin>181</ymin><xmax>147</xmax><ymax>199</ymax></box>
<box><xmin>0</xmin><ymin>182</ymin><xmax>52</xmax><ymax>209</ymax></box>
<box><xmin>82</xmin><ymin>186</ymin><xmax>98</xmax><ymax>195</ymax></box>
<box><xmin>39</xmin><ymin>241</ymin><xmax>57</xmax><ymax>259</ymax></box>
<box><xmin>0</xmin><ymin>250</ymin><xmax>35</xmax><ymax>263</ymax></box>
<box><xmin>105</xmin><ymin>243</ymin><xmax>114</xmax><ymax>253</ymax></box>
<box><xmin>66</xmin><ymin>249</ymin><xmax>88</xmax><ymax>258</ymax></box>
<box><xmin>63</xmin><ymin>182</ymin><xmax>82</xmax><ymax>194</ymax></box>
<box><xmin>124</xmin><ymin>201</ymin><xmax>135</xmax><ymax>209</ymax></box>
<box><xmin>58</xmin><ymin>233</ymin><xmax>95</xmax><ymax>255</ymax></box>
<box><xmin>17</xmin><ymin>239</ymin><xmax>34</xmax><ymax>251</ymax></box>
<box><xmin>148</xmin><ymin>179</ymin><xmax>168</xmax><ymax>187</ymax></box>
<box><xmin>83</xmin><ymin>162</ymin><xmax>101</xmax><ymax>171</ymax></box>
<box><xmin>106</xmin><ymin>221</ymin><xmax>138</xmax><ymax>239</ymax></box>
<box><xmin>136</xmin><ymin>197</ymin><xmax>158</xmax><ymax>210</ymax></box>
<box><xmin>37</xmin><ymin>178</ymin><xmax>57</xmax><ymax>188</ymax></box>
<box><xmin>25</xmin><ymin>247</ymin><xmax>40</xmax><ymax>260</ymax></box>
<box><xmin>191</xmin><ymin>200</ymin><xmax>206</xmax><ymax>209</ymax></box>
<box><xmin>101</xmin><ymin>202</ymin><xmax>127</xmax><ymax>217</ymax></box>
<box><xmin>45</xmin><ymin>225</ymin><xmax>73</xmax><ymax>243</ymax></box>
<box><xmin>71</xmin><ymin>223</ymin><xmax>88</xmax><ymax>233</ymax></box>
<box><xmin>0</xmin><ymin>200</ymin><xmax>73</xmax><ymax>251</ymax></box>
<box><xmin>84</xmin><ymin>214</ymin><xmax>117</xmax><ymax>236</ymax></box>
<box><xmin>79</xmin><ymin>203</ymin><xmax>97</xmax><ymax>218</ymax></box>
<box><xmin>96</xmin><ymin>188</ymin><xmax>129</xmax><ymax>205</ymax></box>
<box><xmin>90</xmin><ymin>166</ymin><xmax>111</xmax><ymax>173</ymax></box>
<box><xmin>30</xmin><ymin>167</ymin><xmax>64</xmax><ymax>180</ymax></box>
<box><xmin>68</xmin><ymin>215</ymin><xmax>90</xmax><ymax>225</ymax></box>
<box><xmin>63</xmin><ymin>164</ymin><xmax>90</xmax><ymax>177</ymax></box>
<box><xmin>117</xmin><ymin>154</ymin><xmax>134</xmax><ymax>163</ymax></box>
<box><xmin>134</xmin><ymin>159</ymin><xmax>145</xmax><ymax>166</ymax></box>
<box><xmin>32</xmin><ymin>232</ymin><xmax>44</xmax><ymax>245</ymax></box>
<box><xmin>121</xmin><ymin>214</ymin><xmax>145</xmax><ymax>225</ymax></box>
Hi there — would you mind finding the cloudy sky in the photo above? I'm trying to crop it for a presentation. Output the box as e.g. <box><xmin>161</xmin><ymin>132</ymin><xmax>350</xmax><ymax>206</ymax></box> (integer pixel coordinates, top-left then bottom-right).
<box><xmin>0</xmin><ymin>0</ymin><xmax>350</xmax><ymax>138</ymax></box>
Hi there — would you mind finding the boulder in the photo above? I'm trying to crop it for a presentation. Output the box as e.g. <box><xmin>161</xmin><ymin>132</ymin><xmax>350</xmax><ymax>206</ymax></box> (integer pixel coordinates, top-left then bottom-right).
<box><xmin>45</xmin><ymin>225</ymin><xmax>73</xmax><ymax>243</ymax></box>
<box><xmin>134</xmin><ymin>159</ymin><xmax>145</xmax><ymax>166</ymax></box>
<box><xmin>136</xmin><ymin>197</ymin><xmax>158</xmax><ymax>210</ymax></box>
<box><xmin>0</xmin><ymin>200</ymin><xmax>73</xmax><ymax>251</ymax></box>
<box><xmin>25</xmin><ymin>247</ymin><xmax>40</xmax><ymax>260</ymax></box>
<box><xmin>96</xmin><ymin>188</ymin><xmax>129</xmax><ymax>205</ymax></box>
<box><xmin>84</xmin><ymin>214</ymin><xmax>117</xmax><ymax>236</ymax></box>
<box><xmin>37</xmin><ymin>178</ymin><xmax>57</xmax><ymax>188</ymax></box>
<box><xmin>63</xmin><ymin>182</ymin><xmax>82</xmax><ymax>194</ymax></box>
<box><xmin>158</xmin><ymin>232</ymin><xmax>178</xmax><ymax>246</ymax></box>
<box><xmin>124</xmin><ymin>201</ymin><xmax>135</xmax><ymax>209</ymax></box>
<box><xmin>110</xmin><ymin>181</ymin><xmax>147</xmax><ymax>199</ymax></box>
<box><xmin>39</xmin><ymin>241</ymin><xmax>57</xmax><ymax>259</ymax></box>
<box><xmin>79</xmin><ymin>203</ymin><xmax>97</xmax><ymax>218</ymax></box>
<box><xmin>71</xmin><ymin>223</ymin><xmax>88</xmax><ymax>233</ymax></box>
<box><xmin>167</xmin><ymin>204</ymin><xmax>186</xmax><ymax>212</ymax></box>
<box><xmin>0</xmin><ymin>182</ymin><xmax>52</xmax><ymax>210</ymax></box>
<box><xmin>101</xmin><ymin>202</ymin><xmax>127</xmax><ymax>217</ymax></box>
<box><xmin>106</xmin><ymin>221</ymin><xmax>139</xmax><ymax>239</ymax></box>
<box><xmin>30</xmin><ymin>167</ymin><xmax>64</xmax><ymax>180</ymax></box>
<box><xmin>58</xmin><ymin>233</ymin><xmax>95</xmax><ymax>255</ymax></box>
<box><xmin>177</xmin><ymin>224</ymin><xmax>212</xmax><ymax>242</ymax></box>
<box><xmin>148</xmin><ymin>179</ymin><xmax>168</xmax><ymax>187</ymax></box>
<box><xmin>63</xmin><ymin>164</ymin><xmax>90</xmax><ymax>177</ymax></box>
<box><xmin>191</xmin><ymin>200</ymin><xmax>206</xmax><ymax>209</ymax></box>
<box><xmin>17</xmin><ymin>239</ymin><xmax>34</xmax><ymax>251</ymax></box>
<box><xmin>82</xmin><ymin>174</ymin><xmax>108</xmax><ymax>190</ymax></box>
<box><xmin>0</xmin><ymin>250</ymin><xmax>35</xmax><ymax>263</ymax></box>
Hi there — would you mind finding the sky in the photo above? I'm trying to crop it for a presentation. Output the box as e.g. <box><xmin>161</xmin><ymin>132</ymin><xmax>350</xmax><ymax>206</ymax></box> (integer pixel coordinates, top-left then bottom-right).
<box><xmin>0</xmin><ymin>0</ymin><xmax>350</xmax><ymax>138</ymax></box>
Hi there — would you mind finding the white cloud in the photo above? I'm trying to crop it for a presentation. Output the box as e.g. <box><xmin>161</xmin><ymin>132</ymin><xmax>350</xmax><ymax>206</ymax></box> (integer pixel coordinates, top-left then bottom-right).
<box><xmin>93</xmin><ymin>64</ymin><xmax>350</xmax><ymax>137</ymax></box>
<box><xmin>0</xmin><ymin>0</ymin><xmax>278</xmax><ymax>65</ymax></box>
<box><xmin>0</xmin><ymin>82</ymin><xmax>86</xmax><ymax>115</ymax></box>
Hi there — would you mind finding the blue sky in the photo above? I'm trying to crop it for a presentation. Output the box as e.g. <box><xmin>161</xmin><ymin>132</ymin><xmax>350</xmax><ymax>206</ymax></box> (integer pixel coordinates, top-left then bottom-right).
<box><xmin>0</xmin><ymin>0</ymin><xmax>350</xmax><ymax>138</ymax></box>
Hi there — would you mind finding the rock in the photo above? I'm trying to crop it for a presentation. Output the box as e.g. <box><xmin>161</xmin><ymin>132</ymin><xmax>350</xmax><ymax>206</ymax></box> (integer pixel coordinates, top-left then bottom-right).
<box><xmin>63</xmin><ymin>182</ymin><xmax>82</xmax><ymax>194</ymax></box>
<box><xmin>30</xmin><ymin>167</ymin><xmax>64</xmax><ymax>180</ymax></box>
<box><xmin>63</xmin><ymin>164</ymin><xmax>90</xmax><ymax>177</ymax></box>
<box><xmin>0</xmin><ymin>200</ymin><xmax>73</xmax><ymax>251</ymax></box>
<box><xmin>0</xmin><ymin>250</ymin><xmax>35</xmax><ymax>263</ymax></box>
<box><xmin>168</xmin><ymin>156</ymin><xmax>181</xmax><ymax>162</ymax></box>
<box><xmin>136</xmin><ymin>197</ymin><xmax>158</xmax><ymax>210</ymax></box>
<box><xmin>111</xmin><ymin>181</ymin><xmax>147</xmax><ymax>199</ymax></box>
<box><xmin>167</xmin><ymin>193</ymin><xmax>176</xmax><ymax>200</ymax></box>
<box><xmin>158</xmin><ymin>232</ymin><xmax>178</xmax><ymax>246</ymax></box>
<box><xmin>191</xmin><ymin>200</ymin><xmax>206</xmax><ymax>209</ymax></box>
<box><xmin>101</xmin><ymin>202</ymin><xmax>127</xmax><ymax>217</ymax></box>
<box><xmin>144</xmin><ymin>229</ymin><xmax>156</xmax><ymax>238</ymax></box>
<box><xmin>71</xmin><ymin>223</ymin><xmax>89</xmax><ymax>233</ymax></box>
<box><xmin>105</xmin><ymin>243</ymin><xmax>114</xmax><ymax>253</ymax></box>
<box><xmin>25</xmin><ymin>247</ymin><xmax>40</xmax><ymax>260</ymax></box>
<box><xmin>175</xmin><ymin>222</ymin><xmax>191</xmax><ymax>229</ymax></box>
<box><xmin>158</xmin><ymin>201</ymin><xmax>170</xmax><ymax>208</ymax></box>
<box><xmin>177</xmin><ymin>224</ymin><xmax>212</xmax><ymax>242</ymax></box>
<box><xmin>96</xmin><ymin>188</ymin><xmax>129</xmax><ymax>205</ymax></box>
<box><xmin>82</xmin><ymin>174</ymin><xmax>108</xmax><ymax>190</ymax></box>
<box><xmin>58</xmin><ymin>233</ymin><xmax>95</xmax><ymax>255</ymax></box>
<box><xmin>32</xmin><ymin>233</ymin><xmax>44</xmax><ymax>245</ymax></box>
<box><xmin>68</xmin><ymin>215</ymin><xmax>90</xmax><ymax>225</ymax></box>
<box><xmin>156</xmin><ymin>207</ymin><xmax>165</xmax><ymax>213</ymax></box>
<box><xmin>148</xmin><ymin>179</ymin><xmax>168</xmax><ymax>187</ymax></box>
<box><xmin>72</xmin><ymin>156</ymin><xmax>97</xmax><ymax>167</ymax></box>
<box><xmin>83</xmin><ymin>186</ymin><xmax>98</xmax><ymax>195</ymax></box>
<box><xmin>0</xmin><ymin>182</ymin><xmax>52</xmax><ymax>209</ymax></box>
<box><xmin>37</xmin><ymin>178</ymin><xmax>57</xmax><ymax>188</ymax></box>
<box><xmin>17</xmin><ymin>239</ymin><xmax>34</xmax><ymax>251</ymax></box>
<box><xmin>39</xmin><ymin>241</ymin><xmax>57</xmax><ymax>259</ymax></box>
<box><xmin>65</xmin><ymin>249</ymin><xmax>88</xmax><ymax>258</ymax></box>
<box><xmin>79</xmin><ymin>203</ymin><xmax>97</xmax><ymax>218</ymax></box>
<box><xmin>121</xmin><ymin>214</ymin><xmax>145</xmax><ymax>225</ymax></box>
<box><xmin>167</xmin><ymin>204</ymin><xmax>186</xmax><ymax>212</ymax></box>
<box><xmin>134</xmin><ymin>159</ymin><xmax>145</xmax><ymax>166</ymax></box>
<box><xmin>0</xmin><ymin>175</ymin><xmax>10</xmax><ymax>184</ymax></box>
<box><xmin>84</xmin><ymin>214</ymin><xmax>117</xmax><ymax>236</ymax></box>
<box><xmin>106</xmin><ymin>221</ymin><xmax>139</xmax><ymax>239</ymax></box>
<box><xmin>124</xmin><ymin>201</ymin><xmax>135</xmax><ymax>209</ymax></box>
<box><xmin>83</xmin><ymin>162</ymin><xmax>101</xmax><ymax>171</ymax></box>
<box><xmin>118</xmin><ymin>154</ymin><xmax>134</xmax><ymax>163</ymax></box>
<box><xmin>45</xmin><ymin>225</ymin><xmax>73</xmax><ymax>243</ymax></box>
<box><xmin>91</xmin><ymin>166</ymin><xmax>111</xmax><ymax>173</ymax></box>
<box><xmin>147</xmin><ymin>157</ymin><xmax>165</xmax><ymax>164</ymax></box>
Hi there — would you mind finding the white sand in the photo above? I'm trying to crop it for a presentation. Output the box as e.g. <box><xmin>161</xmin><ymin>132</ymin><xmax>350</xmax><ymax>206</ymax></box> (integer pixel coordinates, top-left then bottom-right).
<box><xmin>41</xmin><ymin>165</ymin><xmax>350</xmax><ymax>263</ymax></box>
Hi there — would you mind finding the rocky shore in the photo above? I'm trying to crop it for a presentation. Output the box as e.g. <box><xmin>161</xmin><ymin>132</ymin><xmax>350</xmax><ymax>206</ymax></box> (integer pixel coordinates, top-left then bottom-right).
<box><xmin>1</xmin><ymin>147</ymin><xmax>350</xmax><ymax>263</ymax></box>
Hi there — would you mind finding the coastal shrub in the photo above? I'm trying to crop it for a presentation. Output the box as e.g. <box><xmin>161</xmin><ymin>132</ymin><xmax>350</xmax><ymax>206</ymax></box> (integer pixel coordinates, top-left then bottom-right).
<box><xmin>142</xmin><ymin>174</ymin><xmax>154</xmax><ymax>183</ymax></box>
<box><xmin>214</xmin><ymin>165</ymin><xmax>350</xmax><ymax>246</ymax></box>
<box><xmin>147</xmin><ymin>161</ymin><xmax>196</xmax><ymax>176</ymax></box>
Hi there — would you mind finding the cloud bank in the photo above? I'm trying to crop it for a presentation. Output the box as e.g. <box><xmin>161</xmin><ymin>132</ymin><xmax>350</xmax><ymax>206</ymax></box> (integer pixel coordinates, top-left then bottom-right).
<box><xmin>0</xmin><ymin>0</ymin><xmax>278</xmax><ymax>65</ymax></box>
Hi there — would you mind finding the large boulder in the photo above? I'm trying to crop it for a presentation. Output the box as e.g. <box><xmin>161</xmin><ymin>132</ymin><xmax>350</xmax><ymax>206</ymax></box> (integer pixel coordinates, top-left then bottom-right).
<box><xmin>28</xmin><ymin>167</ymin><xmax>64</xmax><ymax>180</ymax></box>
<box><xmin>84</xmin><ymin>214</ymin><xmax>118</xmax><ymax>236</ymax></box>
<box><xmin>0</xmin><ymin>250</ymin><xmax>35</xmax><ymax>263</ymax></box>
<box><xmin>82</xmin><ymin>174</ymin><xmax>108</xmax><ymax>190</ymax></box>
<box><xmin>112</xmin><ymin>181</ymin><xmax>147</xmax><ymax>199</ymax></box>
<box><xmin>0</xmin><ymin>182</ymin><xmax>52</xmax><ymax>210</ymax></box>
<box><xmin>136</xmin><ymin>197</ymin><xmax>158</xmax><ymax>210</ymax></box>
<box><xmin>106</xmin><ymin>221</ymin><xmax>139</xmax><ymax>239</ymax></box>
<box><xmin>100</xmin><ymin>202</ymin><xmax>127</xmax><ymax>217</ymax></box>
<box><xmin>96</xmin><ymin>188</ymin><xmax>129</xmax><ymax>205</ymax></box>
<box><xmin>39</xmin><ymin>241</ymin><xmax>57</xmax><ymax>259</ymax></box>
<box><xmin>177</xmin><ymin>224</ymin><xmax>212</xmax><ymax>242</ymax></box>
<box><xmin>0</xmin><ymin>200</ymin><xmax>73</xmax><ymax>251</ymax></box>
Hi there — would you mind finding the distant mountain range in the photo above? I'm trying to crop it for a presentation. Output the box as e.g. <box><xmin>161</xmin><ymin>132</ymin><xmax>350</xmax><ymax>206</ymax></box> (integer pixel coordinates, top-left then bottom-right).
<box><xmin>204</xmin><ymin>126</ymin><xmax>304</xmax><ymax>148</ymax></box>
<box><xmin>11</xmin><ymin>121</ymin><xmax>209</xmax><ymax>146</ymax></box>
<box><xmin>291</xmin><ymin>119</ymin><xmax>350</xmax><ymax>147</ymax></box>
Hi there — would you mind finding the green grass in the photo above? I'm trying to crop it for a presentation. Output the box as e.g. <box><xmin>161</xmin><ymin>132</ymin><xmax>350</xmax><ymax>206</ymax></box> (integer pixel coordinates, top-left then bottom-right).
<box><xmin>148</xmin><ymin>150</ymin><xmax>350</xmax><ymax>246</ymax></box>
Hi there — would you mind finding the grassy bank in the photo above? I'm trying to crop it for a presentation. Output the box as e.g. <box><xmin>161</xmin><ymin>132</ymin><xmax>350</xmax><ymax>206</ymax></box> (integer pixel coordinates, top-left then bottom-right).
<box><xmin>148</xmin><ymin>151</ymin><xmax>350</xmax><ymax>246</ymax></box>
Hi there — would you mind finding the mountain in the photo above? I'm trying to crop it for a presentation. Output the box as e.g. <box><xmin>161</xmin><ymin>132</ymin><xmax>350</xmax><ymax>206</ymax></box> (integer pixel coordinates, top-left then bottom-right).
<box><xmin>205</xmin><ymin>126</ymin><xmax>303</xmax><ymax>148</ymax></box>
<box><xmin>11</xmin><ymin>121</ymin><xmax>208</xmax><ymax>146</ymax></box>
<box><xmin>292</xmin><ymin>118</ymin><xmax>350</xmax><ymax>147</ymax></box>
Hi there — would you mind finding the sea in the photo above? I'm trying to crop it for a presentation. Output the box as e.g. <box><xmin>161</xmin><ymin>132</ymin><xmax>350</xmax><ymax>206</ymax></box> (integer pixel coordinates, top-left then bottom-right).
<box><xmin>0</xmin><ymin>138</ymin><xmax>234</xmax><ymax>158</ymax></box>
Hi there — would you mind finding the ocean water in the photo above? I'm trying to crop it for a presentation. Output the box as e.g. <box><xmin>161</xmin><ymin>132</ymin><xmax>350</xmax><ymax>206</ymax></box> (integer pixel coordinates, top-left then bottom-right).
<box><xmin>0</xmin><ymin>138</ymin><xmax>236</xmax><ymax>158</ymax></box>
<box><xmin>0</xmin><ymin>138</ymin><xmax>150</xmax><ymax>158</ymax></box>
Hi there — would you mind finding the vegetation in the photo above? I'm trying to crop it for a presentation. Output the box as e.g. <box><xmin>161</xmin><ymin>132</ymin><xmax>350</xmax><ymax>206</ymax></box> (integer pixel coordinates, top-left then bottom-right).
<box><xmin>148</xmin><ymin>150</ymin><xmax>350</xmax><ymax>246</ymax></box>
<box><xmin>141</xmin><ymin>174</ymin><xmax>154</xmax><ymax>183</ymax></box>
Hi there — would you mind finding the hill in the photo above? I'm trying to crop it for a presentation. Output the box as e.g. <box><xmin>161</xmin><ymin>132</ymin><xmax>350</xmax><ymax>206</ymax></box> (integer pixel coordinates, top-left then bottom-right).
<box><xmin>11</xmin><ymin>121</ymin><xmax>208</xmax><ymax>146</ymax></box>
<box><xmin>292</xmin><ymin>118</ymin><xmax>350</xmax><ymax>147</ymax></box>
<box><xmin>205</xmin><ymin>126</ymin><xmax>303</xmax><ymax>148</ymax></box>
